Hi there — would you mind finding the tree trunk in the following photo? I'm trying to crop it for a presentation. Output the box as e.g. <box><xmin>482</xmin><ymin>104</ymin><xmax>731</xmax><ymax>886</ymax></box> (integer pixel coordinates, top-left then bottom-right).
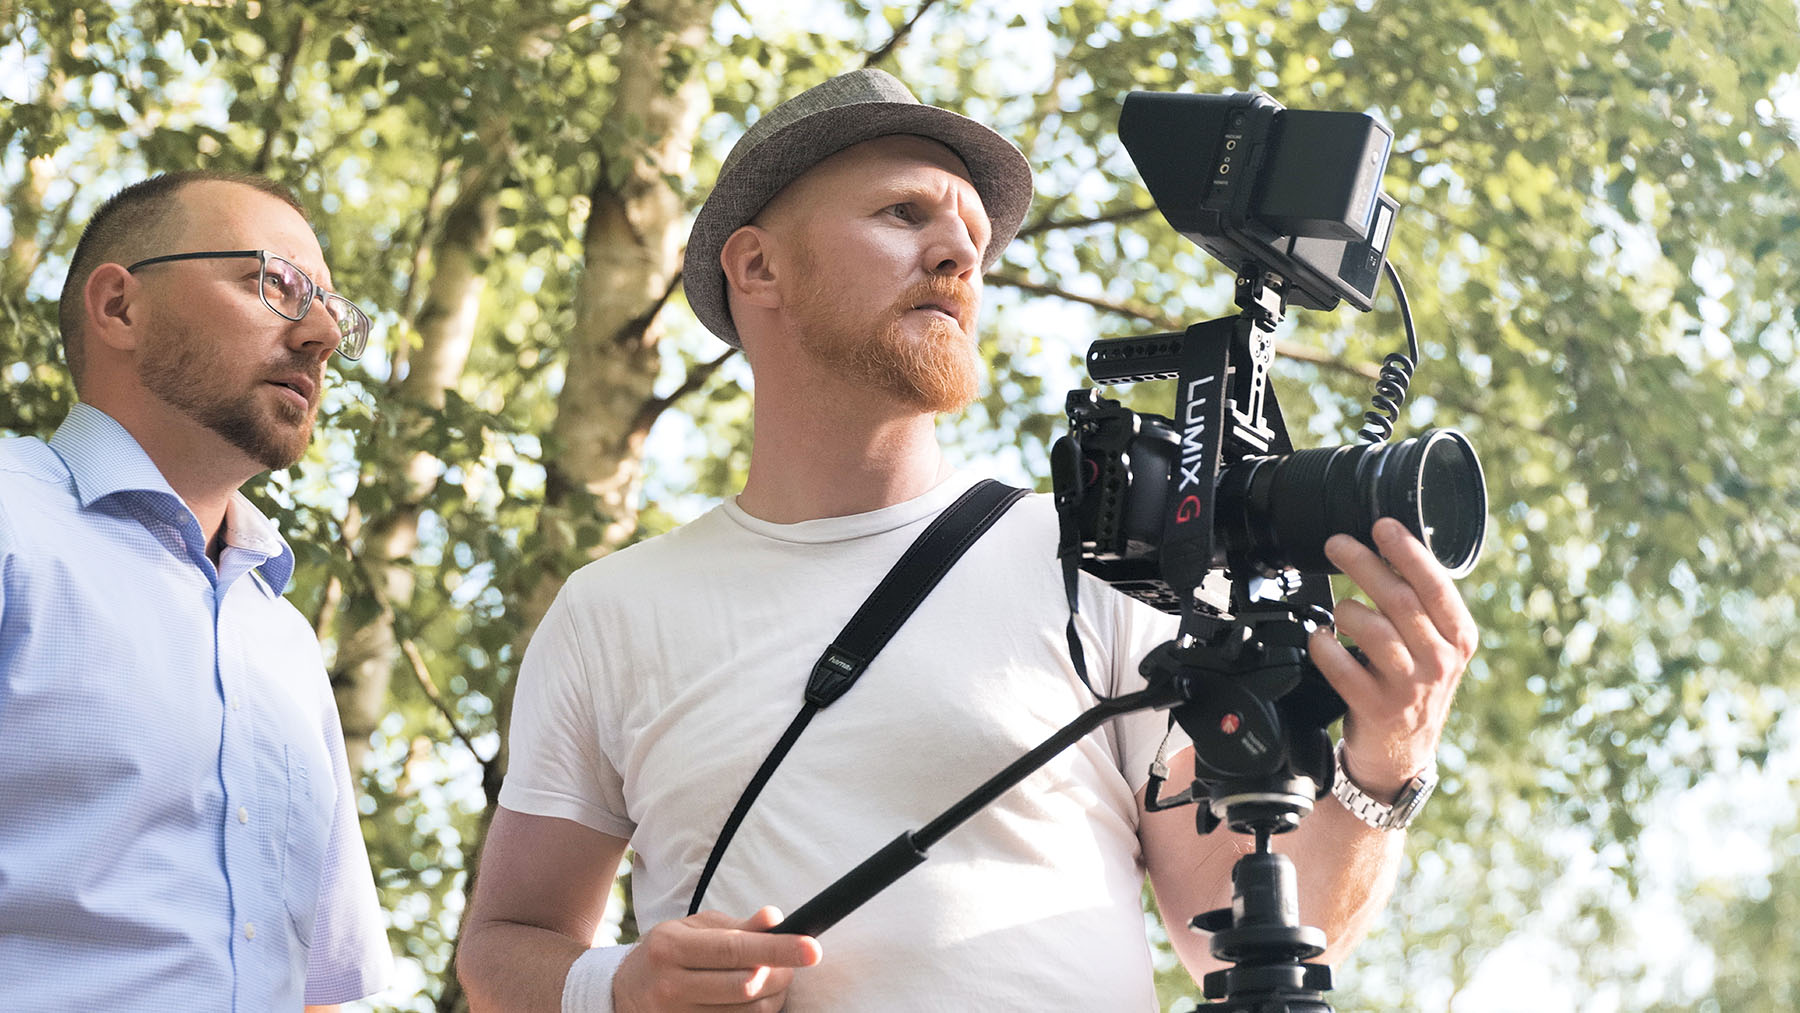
<box><xmin>434</xmin><ymin>6</ymin><xmax>721</xmax><ymax>1009</ymax></box>
<box><xmin>505</xmin><ymin>0</ymin><xmax>721</xmax><ymax>754</ymax></box>
<box><xmin>330</xmin><ymin>132</ymin><xmax>509</xmax><ymax>773</ymax></box>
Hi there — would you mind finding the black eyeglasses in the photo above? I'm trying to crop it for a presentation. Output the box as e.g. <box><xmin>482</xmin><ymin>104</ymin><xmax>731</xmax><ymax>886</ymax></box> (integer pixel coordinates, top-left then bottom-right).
<box><xmin>125</xmin><ymin>249</ymin><xmax>372</xmax><ymax>360</ymax></box>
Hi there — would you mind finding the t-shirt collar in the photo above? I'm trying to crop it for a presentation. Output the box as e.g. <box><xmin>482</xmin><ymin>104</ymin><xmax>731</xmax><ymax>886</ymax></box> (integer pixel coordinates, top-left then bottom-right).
<box><xmin>722</xmin><ymin>470</ymin><xmax>984</xmax><ymax>544</ymax></box>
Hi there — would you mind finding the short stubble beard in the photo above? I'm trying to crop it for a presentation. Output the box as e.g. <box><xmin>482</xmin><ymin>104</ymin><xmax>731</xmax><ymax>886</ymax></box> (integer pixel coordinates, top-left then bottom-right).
<box><xmin>137</xmin><ymin>321</ymin><xmax>319</xmax><ymax>472</ymax></box>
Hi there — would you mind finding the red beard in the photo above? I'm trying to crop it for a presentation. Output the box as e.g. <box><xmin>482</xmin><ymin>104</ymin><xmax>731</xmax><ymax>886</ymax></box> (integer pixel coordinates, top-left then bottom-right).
<box><xmin>787</xmin><ymin>260</ymin><xmax>980</xmax><ymax>415</ymax></box>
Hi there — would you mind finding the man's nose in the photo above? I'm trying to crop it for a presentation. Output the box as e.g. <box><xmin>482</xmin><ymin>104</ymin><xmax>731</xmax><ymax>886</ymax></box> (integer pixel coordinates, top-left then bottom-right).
<box><xmin>292</xmin><ymin>295</ymin><xmax>345</xmax><ymax>359</ymax></box>
<box><xmin>925</xmin><ymin>214</ymin><xmax>983</xmax><ymax>279</ymax></box>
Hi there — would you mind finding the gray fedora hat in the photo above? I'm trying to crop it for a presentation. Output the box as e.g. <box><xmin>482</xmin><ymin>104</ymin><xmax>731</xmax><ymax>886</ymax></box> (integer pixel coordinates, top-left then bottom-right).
<box><xmin>683</xmin><ymin>68</ymin><xmax>1034</xmax><ymax>347</ymax></box>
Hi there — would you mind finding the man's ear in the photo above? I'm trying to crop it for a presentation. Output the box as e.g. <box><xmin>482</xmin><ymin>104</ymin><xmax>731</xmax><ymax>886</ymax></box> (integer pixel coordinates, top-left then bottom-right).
<box><xmin>83</xmin><ymin>263</ymin><xmax>145</xmax><ymax>353</ymax></box>
<box><xmin>720</xmin><ymin>225</ymin><xmax>784</xmax><ymax>310</ymax></box>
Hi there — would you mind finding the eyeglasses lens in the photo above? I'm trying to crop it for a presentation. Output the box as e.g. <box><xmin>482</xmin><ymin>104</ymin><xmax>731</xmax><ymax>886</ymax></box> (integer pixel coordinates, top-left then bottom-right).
<box><xmin>261</xmin><ymin>255</ymin><xmax>312</xmax><ymax>320</ymax></box>
<box><xmin>263</xmin><ymin>253</ymin><xmax>369</xmax><ymax>360</ymax></box>
<box><xmin>323</xmin><ymin>294</ymin><xmax>371</xmax><ymax>359</ymax></box>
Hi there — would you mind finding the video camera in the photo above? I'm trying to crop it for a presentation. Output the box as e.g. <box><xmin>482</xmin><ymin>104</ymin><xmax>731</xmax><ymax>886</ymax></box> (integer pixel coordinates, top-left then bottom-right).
<box><xmin>1052</xmin><ymin>91</ymin><xmax>1486</xmax><ymax>617</ymax></box>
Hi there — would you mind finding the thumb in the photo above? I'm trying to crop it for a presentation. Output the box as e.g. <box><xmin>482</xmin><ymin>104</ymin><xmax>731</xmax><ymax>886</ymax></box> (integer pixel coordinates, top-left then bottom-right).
<box><xmin>745</xmin><ymin>906</ymin><xmax>824</xmax><ymax>966</ymax></box>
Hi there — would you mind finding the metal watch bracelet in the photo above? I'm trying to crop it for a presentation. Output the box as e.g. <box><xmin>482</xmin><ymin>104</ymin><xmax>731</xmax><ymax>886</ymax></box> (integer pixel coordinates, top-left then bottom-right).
<box><xmin>1331</xmin><ymin>739</ymin><xmax>1438</xmax><ymax>831</ymax></box>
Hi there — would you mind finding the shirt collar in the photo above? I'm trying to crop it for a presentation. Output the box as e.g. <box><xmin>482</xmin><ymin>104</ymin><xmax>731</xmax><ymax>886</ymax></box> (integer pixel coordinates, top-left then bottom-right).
<box><xmin>222</xmin><ymin>492</ymin><xmax>295</xmax><ymax>592</ymax></box>
<box><xmin>48</xmin><ymin>402</ymin><xmax>178</xmax><ymax>509</ymax></box>
<box><xmin>47</xmin><ymin>402</ymin><xmax>297</xmax><ymax>593</ymax></box>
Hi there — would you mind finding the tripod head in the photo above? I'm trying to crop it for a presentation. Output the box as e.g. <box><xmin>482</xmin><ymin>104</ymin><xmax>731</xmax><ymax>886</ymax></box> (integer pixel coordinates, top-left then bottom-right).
<box><xmin>1142</xmin><ymin>594</ymin><xmax>1344</xmax><ymax>837</ymax></box>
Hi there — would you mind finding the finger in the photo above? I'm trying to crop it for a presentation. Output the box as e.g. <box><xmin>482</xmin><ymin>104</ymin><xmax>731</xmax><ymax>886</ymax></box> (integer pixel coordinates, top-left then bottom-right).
<box><xmin>649</xmin><ymin>965</ymin><xmax>794</xmax><ymax>1006</ymax></box>
<box><xmin>673</xmin><ymin>915</ymin><xmax>820</xmax><ymax>971</ymax></box>
<box><xmin>1326</xmin><ymin>530</ymin><xmax>1432</xmax><ymax>642</ymax></box>
<box><xmin>1309</xmin><ymin>622</ymin><xmax>1452</xmax><ymax>789</ymax></box>
<box><xmin>1326</xmin><ymin>597</ymin><xmax>1413</xmax><ymax>680</ymax></box>
<box><xmin>1369</xmin><ymin>518</ymin><xmax>1477</xmax><ymax>656</ymax></box>
<box><xmin>1309</xmin><ymin>625</ymin><xmax>1386</xmax><ymax>715</ymax></box>
<box><xmin>1325</xmin><ymin>526</ymin><xmax>1462</xmax><ymax>664</ymax></box>
<box><xmin>741</xmin><ymin>906</ymin><xmax>823</xmax><ymax>968</ymax></box>
<box><xmin>1319</xmin><ymin>597</ymin><xmax>1462</xmax><ymax>724</ymax></box>
<box><xmin>1323</xmin><ymin>552</ymin><xmax>1469</xmax><ymax>726</ymax></box>
<box><xmin>741</xmin><ymin>906</ymin><xmax>784</xmax><ymax>931</ymax></box>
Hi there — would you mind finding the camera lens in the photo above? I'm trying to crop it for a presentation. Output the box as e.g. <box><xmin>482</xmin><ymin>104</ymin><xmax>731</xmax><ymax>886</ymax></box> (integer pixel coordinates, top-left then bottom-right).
<box><xmin>1214</xmin><ymin>428</ymin><xmax>1486</xmax><ymax>577</ymax></box>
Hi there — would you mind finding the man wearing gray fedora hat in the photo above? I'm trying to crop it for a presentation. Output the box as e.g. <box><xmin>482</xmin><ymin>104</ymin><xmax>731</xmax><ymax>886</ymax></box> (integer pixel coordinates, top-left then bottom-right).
<box><xmin>461</xmin><ymin>69</ymin><xmax>1474</xmax><ymax>1012</ymax></box>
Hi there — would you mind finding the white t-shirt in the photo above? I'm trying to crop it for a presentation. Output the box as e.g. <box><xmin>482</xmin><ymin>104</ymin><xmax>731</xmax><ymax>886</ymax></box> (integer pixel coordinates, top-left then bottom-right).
<box><xmin>502</xmin><ymin>472</ymin><xmax>1185</xmax><ymax>1010</ymax></box>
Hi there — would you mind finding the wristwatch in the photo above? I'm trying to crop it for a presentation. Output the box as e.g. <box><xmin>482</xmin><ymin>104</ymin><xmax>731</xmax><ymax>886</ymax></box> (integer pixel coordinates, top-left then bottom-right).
<box><xmin>1331</xmin><ymin>740</ymin><xmax>1438</xmax><ymax>831</ymax></box>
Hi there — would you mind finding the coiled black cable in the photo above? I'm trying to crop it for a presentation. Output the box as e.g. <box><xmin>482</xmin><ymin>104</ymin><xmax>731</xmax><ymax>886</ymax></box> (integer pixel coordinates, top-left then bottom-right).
<box><xmin>1358</xmin><ymin>352</ymin><xmax>1415</xmax><ymax>443</ymax></box>
<box><xmin>1357</xmin><ymin>260</ymin><xmax>1421</xmax><ymax>444</ymax></box>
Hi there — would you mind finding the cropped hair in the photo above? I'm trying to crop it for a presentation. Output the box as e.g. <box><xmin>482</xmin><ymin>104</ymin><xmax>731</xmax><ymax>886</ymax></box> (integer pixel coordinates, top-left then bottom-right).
<box><xmin>57</xmin><ymin>170</ymin><xmax>305</xmax><ymax>388</ymax></box>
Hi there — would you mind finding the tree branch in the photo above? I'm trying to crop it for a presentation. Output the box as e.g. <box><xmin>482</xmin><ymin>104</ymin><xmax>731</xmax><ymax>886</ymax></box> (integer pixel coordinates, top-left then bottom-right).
<box><xmin>28</xmin><ymin>176</ymin><xmax>80</xmax><ymax>281</ymax></box>
<box><xmin>310</xmin><ymin>571</ymin><xmax>343</xmax><ymax>642</ymax></box>
<box><xmin>613</xmin><ymin>265</ymin><xmax>684</xmax><ymax>351</ymax></box>
<box><xmin>393</xmin><ymin>148</ymin><xmax>456</xmax><ymax>363</ymax></box>
<box><xmin>634</xmin><ymin>346</ymin><xmax>738</xmax><ymax>436</ymax></box>
<box><xmin>989</xmin><ymin>271</ymin><xmax>1366</xmax><ymax>373</ymax></box>
<box><xmin>988</xmin><ymin>270</ymin><xmax>1178</xmax><ymax>328</ymax></box>
<box><xmin>310</xmin><ymin>502</ymin><xmax>361</xmax><ymax>640</ymax></box>
<box><xmin>986</xmin><ymin>272</ymin><xmax>1555</xmax><ymax>439</ymax></box>
<box><xmin>335</xmin><ymin>526</ymin><xmax>493</xmax><ymax>767</ymax></box>
<box><xmin>1015</xmin><ymin>205</ymin><xmax>1156</xmax><ymax>241</ymax></box>
<box><xmin>252</xmin><ymin>15</ymin><xmax>308</xmax><ymax>175</ymax></box>
<box><xmin>863</xmin><ymin>0</ymin><xmax>942</xmax><ymax>67</ymax></box>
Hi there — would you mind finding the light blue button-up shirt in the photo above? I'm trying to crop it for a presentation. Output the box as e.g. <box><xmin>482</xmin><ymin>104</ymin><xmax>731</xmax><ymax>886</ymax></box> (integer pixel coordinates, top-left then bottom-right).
<box><xmin>0</xmin><ymin>403</ymin><xmax>390</xmax><ymax>1009</ymax></box>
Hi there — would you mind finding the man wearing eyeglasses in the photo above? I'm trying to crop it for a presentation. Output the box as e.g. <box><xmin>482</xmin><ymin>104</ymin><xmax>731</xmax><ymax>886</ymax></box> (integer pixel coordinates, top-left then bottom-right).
<box><xmin>0</xmin><ymin>170</ymin><xmax>390</xmax><ymax>1009</ymax></box>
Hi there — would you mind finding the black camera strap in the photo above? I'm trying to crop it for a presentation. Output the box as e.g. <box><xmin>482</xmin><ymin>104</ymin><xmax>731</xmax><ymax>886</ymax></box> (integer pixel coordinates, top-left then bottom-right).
<box><xmin>687</xmin><ymin>478</ymin><xmax>1028</xmax><ymax>916</ymax></box>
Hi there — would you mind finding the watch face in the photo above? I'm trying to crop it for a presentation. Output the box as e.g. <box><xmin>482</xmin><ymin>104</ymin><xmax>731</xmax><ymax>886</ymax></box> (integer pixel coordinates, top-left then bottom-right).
<box><xmin>1384</xmin><ymin>774</ymin><xmax>1437</xmax><ymax>829</ymax></box>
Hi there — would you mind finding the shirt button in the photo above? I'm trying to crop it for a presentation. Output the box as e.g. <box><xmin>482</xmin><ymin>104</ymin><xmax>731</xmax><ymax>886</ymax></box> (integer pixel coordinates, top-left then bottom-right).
<box><xmin>237</xmin><ymin>807</ymin><xmax>249</xmax><ymax>824</ymax></box>
<box><xmin>244</xmin><ymin>922</ymin><xmax>256</xmax><ymax>941</ymax></box>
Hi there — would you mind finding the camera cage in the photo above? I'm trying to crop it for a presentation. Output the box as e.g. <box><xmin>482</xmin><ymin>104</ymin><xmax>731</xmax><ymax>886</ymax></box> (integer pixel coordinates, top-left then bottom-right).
<box><xmin>1056</xmin><ymin>89</ymin><xmax>1410</xmax><ymax>616</ymax></box>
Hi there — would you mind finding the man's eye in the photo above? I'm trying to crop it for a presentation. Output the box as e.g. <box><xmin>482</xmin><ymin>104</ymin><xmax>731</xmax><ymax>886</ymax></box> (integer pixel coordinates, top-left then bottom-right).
<box><xmin>887</xmin><ymin>203</ymin><xmax>919</xmax><ymax>222</ymax></box>
<box><xmin>265</xmin><ymin>266</ymin><xmax>304</xmax><ymax>297</ymax></box>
